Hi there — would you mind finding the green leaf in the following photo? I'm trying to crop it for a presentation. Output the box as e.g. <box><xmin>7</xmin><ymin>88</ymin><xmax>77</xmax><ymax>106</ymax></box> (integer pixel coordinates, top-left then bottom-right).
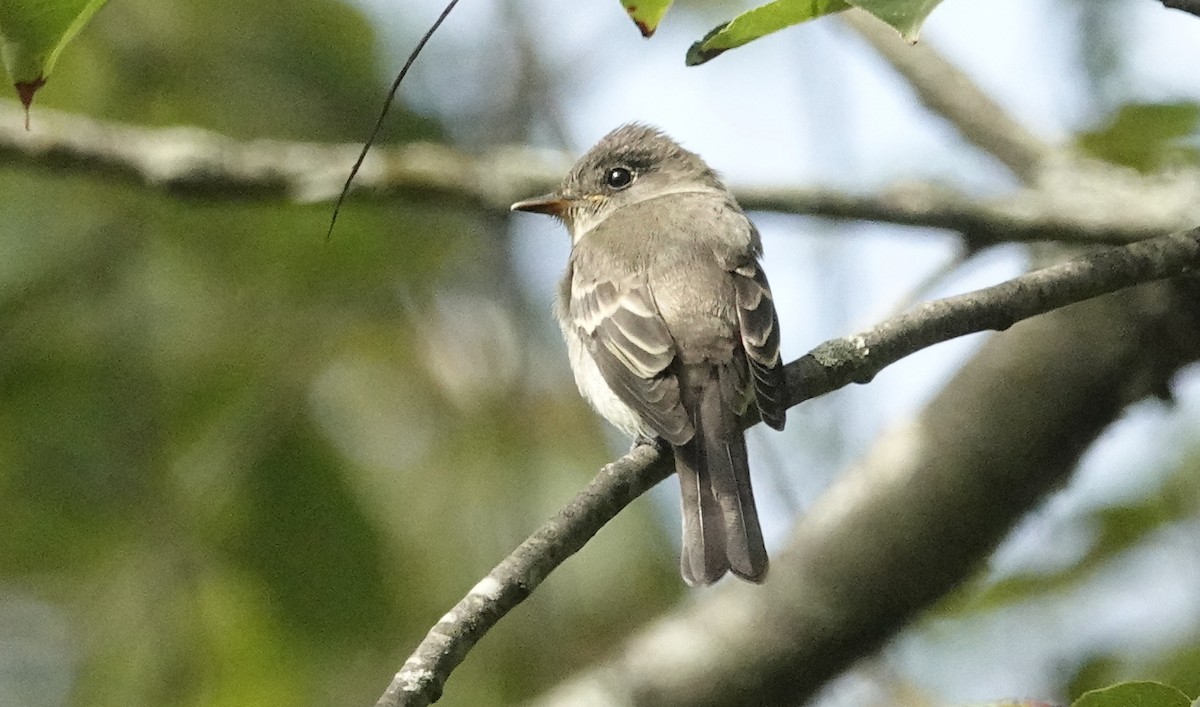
<box><xmin>686</xmin><ymin>0</ymin><xmax>851</xmax><ymax>66</ymax></box>
<box><xmin>686</xmin><ymin>0</ymin><xmax>943</xmax><ymax>66</ymax></box>
<box><xmin>854</xmin><ymin>0</ymin><xmax>941</xmax><ymax>41</ymax></box>
<box><xmin>0</xmin><ymin>0</ymin><xmax>108</xmax><ymax>118</ymax></box>
<box><xmin>619</xmin><ymin>0</ymin><xmax>673</xmax><ymax>38</ymax></box>
<box><xmin>1073</xmin><ymin>681</ymin><xmax>1192</xmax><ymax>707</ymax></box>
<box><xmin>1076</xmin><ymin>101</ymin><xmax>1200</xmax><ymax>174</ymax></box>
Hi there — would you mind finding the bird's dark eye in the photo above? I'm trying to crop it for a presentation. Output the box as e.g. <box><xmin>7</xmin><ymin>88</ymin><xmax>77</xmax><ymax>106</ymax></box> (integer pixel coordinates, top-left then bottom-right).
<box><xmin>604</xmin><ymin>166</ymin><xmax>634</xmax><ymax>189</ymax></box>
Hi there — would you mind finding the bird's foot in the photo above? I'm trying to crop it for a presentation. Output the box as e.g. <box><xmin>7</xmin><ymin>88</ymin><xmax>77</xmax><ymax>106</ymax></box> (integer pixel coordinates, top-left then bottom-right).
<box><xmin>629</xmin><ymin>435</ymin><xmax>661</xmax><ymax>455</ymax></box>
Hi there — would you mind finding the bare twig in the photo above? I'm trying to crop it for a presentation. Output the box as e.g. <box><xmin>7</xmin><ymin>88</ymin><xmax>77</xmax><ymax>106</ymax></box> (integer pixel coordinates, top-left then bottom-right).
<box><xmin>328</xmin><ymin>0</ymin><xmax>462</xmax><ymax>239</ymax></box>
<box><xmin>378</xmin><ymin>229</ymin><xmax>1200</xmax><ymax>707</ymax></box>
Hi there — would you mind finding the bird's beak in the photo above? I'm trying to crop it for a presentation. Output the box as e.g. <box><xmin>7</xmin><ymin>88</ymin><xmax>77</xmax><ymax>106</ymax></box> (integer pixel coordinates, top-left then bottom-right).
<box><xmin>510</xmin><ymin>193</ymin><xmax>570</xmax><ymax>217</ymax></box>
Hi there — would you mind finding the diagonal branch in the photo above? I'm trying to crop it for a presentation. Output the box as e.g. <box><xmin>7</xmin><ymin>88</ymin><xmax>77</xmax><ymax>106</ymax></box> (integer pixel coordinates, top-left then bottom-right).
<box><xmin>782</xmin><ymin>229</ymin><xmax>1200</xmax><ymax>404</ymax></box>
<box><xmin>540</xmin><ymin>246</ymin><xmax>1200</xmax><ymax>707</ymax></box>
<box><xmin>376</xmin><ymin>229</ymin><xmax>1200</xmax><ymax>707</ymax></box>
<box><xmin>376</xmin><ymin>442</ymin><xmax>672</xmax><ymax>707</ymax></box>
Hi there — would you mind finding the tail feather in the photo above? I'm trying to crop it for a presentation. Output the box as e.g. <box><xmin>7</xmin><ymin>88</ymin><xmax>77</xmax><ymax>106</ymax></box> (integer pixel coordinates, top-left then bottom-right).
<box><xmin>674</xmin><ymin>365</ymin><xmax>769</xmax><ymax>586</ymax></box>
<box><xmin>705</xmin><ymin>427</ymin><xmax>767</xmax><ymax>582</ymax></box>
<box><xmin>676</xmin><ymin>440</ymin><xmax>729</xmax><ymax>586</ymax></box>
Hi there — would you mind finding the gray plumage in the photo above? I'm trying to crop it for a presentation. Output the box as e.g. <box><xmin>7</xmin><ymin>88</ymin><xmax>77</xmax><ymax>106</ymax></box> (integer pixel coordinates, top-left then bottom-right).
<box><xmin>512</xmin><ymin>124</ymin><xmax>786</xmax><ymax>585</ymax></box>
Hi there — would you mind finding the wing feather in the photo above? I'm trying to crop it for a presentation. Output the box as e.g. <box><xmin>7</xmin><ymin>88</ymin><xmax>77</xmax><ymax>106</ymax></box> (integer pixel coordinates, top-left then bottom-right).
<box><xmin>572</xmin><ymin>275</ymin><xmax>693</xmax><ymax>445</ymax></box>
<box><xmin>727</xmin><ymin>253</ymin><xmax>787</xmax><ymax>430</ymax></box>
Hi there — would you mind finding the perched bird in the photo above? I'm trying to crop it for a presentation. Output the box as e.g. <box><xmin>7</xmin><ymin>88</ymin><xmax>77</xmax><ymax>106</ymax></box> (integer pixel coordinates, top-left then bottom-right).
<box><xmin>511</xmin><ymin>124</ymin><xmax>787</xmax><ymax>585</ymax></box>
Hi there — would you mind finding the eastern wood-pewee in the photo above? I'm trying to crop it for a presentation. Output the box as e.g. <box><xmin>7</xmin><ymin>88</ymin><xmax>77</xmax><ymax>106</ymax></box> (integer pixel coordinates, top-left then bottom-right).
<box><xmin>512</xmin><ymin>124</ymin><xmax>787</xmax><ymax>585</ymax></box>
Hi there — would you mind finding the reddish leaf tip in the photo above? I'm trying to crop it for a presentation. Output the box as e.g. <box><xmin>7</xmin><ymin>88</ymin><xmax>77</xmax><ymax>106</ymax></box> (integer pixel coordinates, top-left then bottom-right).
<box><xmin>623</xmin><ymin>6</ymin><xmax>657</xmax><ymax>37</ymax></box>
<box><xmin>623</xmin><ymin>7</ymin><xmax>657</xmax><ymax>37</ymax></box>
<box><xmin>15</xmin><ymin>76</ymin><xmax>46</xmax><ymax>129</ymax></box>
<box><xmin>15</xmin><ymin>76</ymin><xmax>46</xmax><ymax>109</ymax></box>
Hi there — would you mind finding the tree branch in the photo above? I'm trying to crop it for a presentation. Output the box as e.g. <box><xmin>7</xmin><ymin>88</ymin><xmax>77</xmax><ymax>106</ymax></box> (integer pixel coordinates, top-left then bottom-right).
<box><xmin>782</xmin><ymin>229</ymin><xmax>1200</xmax><ymax>404</ymax></box>
<box><xmin>376</xmin><ymin>229</ymin><xmax>1200</xmax><ymax>707</ymax></box>
<box><xmin>376</xmin><ymin>443</ymin><xmax>673</xmax><ymax>707</ymax></box>
<box><xmin>6</xmin><ymin>101</ymin><xmax>1199</xmax><ymax>246</ymax></box>
<box><xmin>0</xmin><ymin>100</ymin><xmax>567</xmax><ymax>208</ymax></box>
<box><xmin>737</xmin><ymin>179</ymin><xmax>1197</xmax><ymax>245</ymax></box>
<box><xmin>539</xmin><ymin>255</ymin><xmax>1200</xmax><ymax>707</ymax></box>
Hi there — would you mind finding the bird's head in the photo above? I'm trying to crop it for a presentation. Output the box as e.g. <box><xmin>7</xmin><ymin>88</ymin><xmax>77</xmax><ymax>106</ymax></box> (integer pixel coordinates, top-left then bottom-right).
<box><xmin>511</xmin><ymin>124</ymin><xmax>725</xmax><ymax>242</ymax></box>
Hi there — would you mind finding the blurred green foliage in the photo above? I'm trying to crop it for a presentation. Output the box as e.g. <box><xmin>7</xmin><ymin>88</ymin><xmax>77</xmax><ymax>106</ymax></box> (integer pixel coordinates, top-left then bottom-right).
<box><xmin>0</xmin><ymin>2</ymin><xmax>680</xmax><ymax>705</ymax></box>
<box><xmin>1076</xmin><ymin>101</ymin><xmax>1200</xmax><ymax>173</ymax></box>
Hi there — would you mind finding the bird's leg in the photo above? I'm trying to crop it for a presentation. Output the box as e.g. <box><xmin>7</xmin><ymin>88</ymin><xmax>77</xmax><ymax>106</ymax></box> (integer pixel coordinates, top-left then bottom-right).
<box><xmin>629</xmin><ymin>434</ymin><xmax>662</xmax><ymax>455</ymax></box>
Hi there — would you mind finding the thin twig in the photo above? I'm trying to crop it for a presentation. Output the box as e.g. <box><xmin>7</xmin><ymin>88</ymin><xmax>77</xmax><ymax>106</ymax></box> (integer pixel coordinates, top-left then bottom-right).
<box><xmin>379</xmin><ymin>228</ymin><xmax>1200</xmax><ymax>707</ymax></box>
<box><xmin>327</xmin><ymin>0</ymin><xmax>462</xmax><ymax>240</ymax></box>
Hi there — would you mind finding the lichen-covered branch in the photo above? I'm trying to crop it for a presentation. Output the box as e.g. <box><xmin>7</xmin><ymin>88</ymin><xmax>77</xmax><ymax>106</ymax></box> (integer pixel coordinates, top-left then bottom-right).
<box><xmin>377</xmin><ymin>230</ymin><xmax>1200</xmax><ymax>707</ymax></box>
<box><xmin>540</xmin><ymin>275</ymin><xmax>1200</xmax><ymax>707</ymax></box>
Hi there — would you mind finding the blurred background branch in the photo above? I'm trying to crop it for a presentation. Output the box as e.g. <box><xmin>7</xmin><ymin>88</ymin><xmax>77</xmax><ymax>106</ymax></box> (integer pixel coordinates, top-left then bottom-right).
<box><xmin>5</xmin><ymin>99</ymin><xmax>1200</xmax><ymax>249</ymax></box>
